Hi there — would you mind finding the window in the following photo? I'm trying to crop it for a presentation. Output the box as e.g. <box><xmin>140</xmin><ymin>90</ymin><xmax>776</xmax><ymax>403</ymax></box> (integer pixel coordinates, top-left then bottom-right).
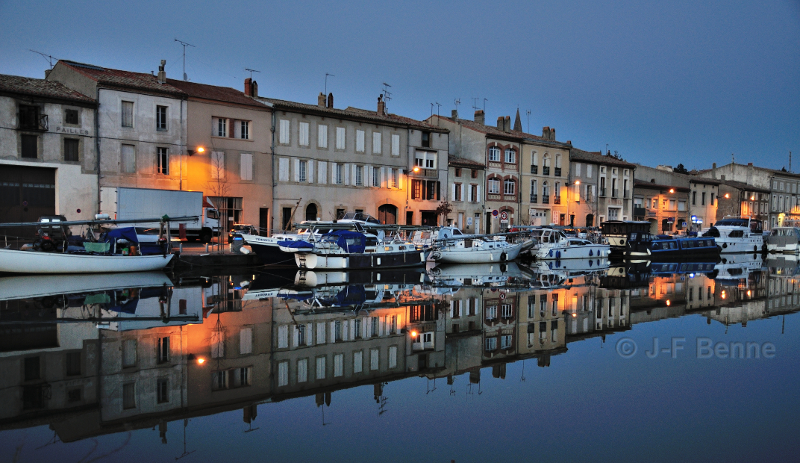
<box><xmin>240</xmin><ymin>121</ymin><xmax>250</xmax><ymax>139</ymax></box>
<box><xmin>454</xmin><ymin>183</ymin><xmax>462</xmax><ymax>201</ymax></box>
<box><xmin>123</xmin><ymin>382</ymin><xmax>136</xmax><ymax>409</ymax></box>
<box><xmin>500</xmin><ymin>335</ymin><xmax>512</xmax><ymax>349</ymax></box>
<box><xmin>336</xmin><ymin>127</ymin><xmax>346</xmax><ymax>150</ymax></box>
<box><xmin>156</xmin><ymin>105</ymin><xmax>167</xmax><ymax>131</ymax></box>
<box><xmin>421</xmin><ymin>131</ymin><xmax>431</xmax><ymax>147</ymax></box>
<box><xmin>67</xmin><ymin>388</ymin><xmax>82</xmax><ymax>403</ymax></box>
<box><xmin>65</xmin><ymin>108</ymin><xmax>79</xmax><ymax>125</ymax></box>
<box><xmin>240</xmin><ymin>328</ymin><xmax>253</xmax><ymax>355</ymax></box>
<box><xmin>505</xmin><ymin>149</ymin><xmax>516</xmax><ymax>164</ymax></box>
<box><xmin>575</xmin><ymin>162</ymin><xmax>581</xmax><ymax>176</ymax></box>
<box><xmin>711</xmin><ymin>193</ymin><xmax>715</xmax><ymax>205</ymax></box>
<box><xmin>504</xmin><ymin>179</ymin><xmax>515</xmax><ymax>195</ymax></box>
<box><xmin>488</xmin><ymin>178</ymin><xmax>500</xmax><ymax>194</ymax></box>
<box><xmin>64</xmin><ymin>138</ymin><xmax>79</xmax><ymax>162</ymax></box>
<box><xmin>489</xmin><ymin>146</ymin><xmax>501</xmax><ymax>162</ymax></box>
<box><xmin>157</xmin><ymin>147</ymin><xmax>169</xmax><ymax>175</ymax></box>
<box><xmin>334</xmin><ymin>354</ymin><xmax>344</xmax><ymax>377</ymax></box>
<box><xmin>370</xmin><ymin>348</ymin><xmax>379</xmax><ymax>370</ymax></box>
<box><xmin>297</xmin><ymin>358</ymin><xmax>308</xmax><ymax>383</ymax></box>
<box><xmin>485</xmin><ymin>337</ymin><xmax>497</xmax><ymax>351</ymax></box>
<box><xmin>678</xmin><ymin>201</ymin><xmax>687</xmax><ymax>211</ymax></box>
<box><xmin>501</xmin><ymin>304</ymin><xmax>513</xmax><ymax>318</ymax></box>
<box><xmin>157</xmin><ymin>378</ymin><xmax>169</xmax><ymax>403</ymax></box>
<box><xmin>415</xmin><ymin>151</ymin><xmax>436</xmax><ymax>169</ymax></box>
<box><xmin>392</xmin><ymin>134</ymin><xmax>400</xmax><ymax>156</ymax></box>
<box><xmin>316</xmin><ymin>356</ymin><xmax>326</xmax><ymax>380</ymax></box>
<box><xmin>122</xmin><ymin>339</ymin><xmax>137</xmax><ymax>367</ymax></box>
<box><xmin>692</xmin><ymin>191</ymin><xmax>697</xmax><ymax>205</ymax></box>
<box><xmin>24</xmin><ymin>357</ymin><xmax>40</xmax><ymax>381</ymax></box>
<box><xmin>701</xmin><ymin>192</ymin><xmax>706</xmax><ymax>205</ymax></box>
<box><xmin>157</xmin><ymin>337</ymin><xmax>170</xmax><ymax>363</ymax></box>
<box><xmin>318</xmin><ymin>124</ymin><xmax>328</xmax><ymax>148</ymax></box>
<box><xmin>299</xmin><ymin>122</ymin><xmax>309</xmax><ymax>146</ymax></box>
<box><xmin>391</xmin><ymin>168</ymin><xmax>399</xmax><ymax>188</ymax></box>
<box><xmin>356</xmin><ymin>130</ymin><xmax>365</xmax><ymax>152</ymax></box>
<box><xmin>486</xmin><ymin>305</ymin><xmax>497</xmax><ymax>320</ymax></box>
<box><xmin>356</xmin><ymin>165</ymin><xmax>364</xmax><ymax>186</ymax></box>
<box><xmin>373</xmin><ymin>132</ymin><xmax>382</xmax><ymax>154</ymax></box>
<box><xmin>240</xmin><ymin>153</ymin><xmax>252</xmax><ymax>180</ymax></box>
<box><xmin>279</xmin><ymin>119</ymin><xmax>289</xmax><ymax>144</ymax></box>
<box><xmin>299</xmin><ymin>160</ymin><xmax>307</xmax><ymax>182</ymax></box>
<box><xmin>389</xmin><ymin>346</ymin><xmax>397</xmax><ymax>368</ymax></box>
<box><xmin>121</xmin><ymin>101</ymin><xmax>133</xmax><ymax>128</ymax></box>
<box><xmin>470</xmin><ymin>184</ymin><xmax>479</xmax><ymax>202</ymax></box>
<box><xmin>335</xmin><ymin>163</ymin><xmax>343</xmax><ymax>184</ymax></box>
<box><xmin>211</xmin><ymin>151</ymin><xmax>225</xmax><ymax>179</ymax></box>
<box><xmin>373</xmin><ymin>166</ymin><xmax>380</xmax><ymax>187</ymax></box>
<box><xmin>66</xmin><ymin>352</ymin><xmax>81</xmax><ymax>376</ymax></box>
<box><xmin>278</xmin><ymin>361</ymin><xmax>289</xmax><ymax>386</ymax></box>
<box><xmin>21</xmin><ymin>134</ymin><xmax>37</xmax><ymax>158</ymax></box>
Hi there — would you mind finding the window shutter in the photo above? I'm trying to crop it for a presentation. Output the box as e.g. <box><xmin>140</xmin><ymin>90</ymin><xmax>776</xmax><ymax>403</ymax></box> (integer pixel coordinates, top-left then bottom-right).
<box><xmin>228</xmin><ymin>119</ymin><xmax>235</xmax><ymax>138</ymax></box>
<box><xmin>293</xmin><ymin>159</ymin><xmax>299</xmax><ymax>182</ymax></box>
<box><xmin>477</xmin><ymin>185</ymin><xmax>481</xmax><ymax>202</ymax></box>
<box><xmin>451</xmin><ymin>183</ymin><xmax>456</xmax><ymax>201</ymax></box>
<box><xmin>330</xmin><ymin>321</ymin><xmax>336</xmax><ymax>343</ymax></box>
<box><xmin>318</xmin><ymin>161</ymin><xmax>327</xmax><ymax>184</ymax></box>
<box><xmin>460</xmin><ymin>184</ymin><xmax>465</xmax><ymax>201</ymax></box>
<box><xmin>351</xmin><ymin>164</ymin><xmax>357</xmax><ymax>186</ymax></box>
<box><xmin>392</xmin><ymin>134</ymin><xmax>400</xmax><ymax>156</ymax></box>
<box><xmin>293</xmin><ymin>326</ymin><xmax>299</xmax><ymax>347</ymax></box>
<box><xmin>316</xmin><ymin>322</ymin><xmax>326</xmax><ymax>344</ymax></box>
<box><xmin>308</xmin><ymin>160</ymin><xmax>314</xmax><ymax>183</ymax></box>
<box><xmin>344</xmin><ymin>163</ymin><xmax>350</xmax><ymax>185</ymax></box>
<box><xmin>240</xmin><ymin>153</ymin><xmax>252</xmax><ymax>181</ymax></box>
<box><xmin>381</xmin><ymin>167</ymin><xmax>386</xmax><ymax>188</ymax></box>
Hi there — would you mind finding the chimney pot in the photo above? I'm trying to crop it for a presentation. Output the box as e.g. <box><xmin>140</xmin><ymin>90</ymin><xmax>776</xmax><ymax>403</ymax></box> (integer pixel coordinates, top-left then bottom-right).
<box><xmin>504</xmin><ymin>116</ymin><xmax>511</xmax><ymax>132</ymax></box>
<box><xmin>451</xmin><ymin>109</ymin><xmax>458</xmax><ymax>120</ymax></box>
<box><xmin>497</xmin><ymin>117</ymin><xmax>504</xmax><ymax>130</ymax></box>
<box><xmin>327</xmin><ymin>92</ymin><xmax>334</xmax><ymax>109</ymax></box>
<box><xmin>550</xmin><ymin>127</ymin><xmax>555</xmax><ymax>140</ymax></box>
<box><xmin>244</xmin><ymin>78</ymin><xmax>252</xmax><ymax>96</ymax></box>
<box><xmin>474</xmin><ymin>110</ymin><xmax>485</xmax><ymax>125</ymax></box>
<box><xmin>157</xmin><ymin>60</ymin><xmax>166</xmax><ymax>84</ymax></box>
<box><xmin>377</xmin><ymin>94</ymin><xmax>385</xmax><ymax>116</ymax></box>
<box><xmin>318</xmin><ymin>92</ymin><xmax>326</xmax><ymax>107</ymax></box>
<box><xmin>252</xmin><ymin>81</ymin><xmax>258</xmax><ymax>98</ymax></box>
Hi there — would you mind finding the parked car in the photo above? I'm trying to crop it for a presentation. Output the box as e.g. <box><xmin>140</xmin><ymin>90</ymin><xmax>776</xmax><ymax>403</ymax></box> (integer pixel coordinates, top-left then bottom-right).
<box><xmin>228</xmin><ymin>224</ymin><xmax>258</xmax><ymax>243</ymax></box>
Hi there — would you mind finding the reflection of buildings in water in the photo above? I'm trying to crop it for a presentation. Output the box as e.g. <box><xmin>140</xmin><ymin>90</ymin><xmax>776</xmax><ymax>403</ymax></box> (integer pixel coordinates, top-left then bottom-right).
<box><xmin>706</xmin><ymin>269</ymin><xmax>800</xmax><ymax>327</ymax></box>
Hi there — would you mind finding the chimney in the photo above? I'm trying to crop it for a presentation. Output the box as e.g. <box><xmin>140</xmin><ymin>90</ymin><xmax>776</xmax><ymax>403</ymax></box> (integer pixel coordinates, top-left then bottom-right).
<box><xmin>157</xmin><ymin>60</ymin><xmax>166</xmax><ymax>84</ymax></box>
<box><xmin>377</xmin><ymin>95</ymin><xmax>385</xmax><ymax>116</ymax></box>
<box><xmin>474</xmin><ymin>110</ymin><xmax>485</xmax><ymax>125</ymax></box>
<box><xmin>44</xmin><ymin>69</ymin><xmax>51</xmax><ymax>79</ymax></box>
<box><xmin>497</xmin><ymin>117</ymin><xmax>504</xmax><ymax>130</ymax></box>
<box><xmin>327</xmin><ymin>92</ymin><xmax>334</xmax><ymax>109</ymax></box>
<box><xmin>451</xmin><ymin>109</ymin><xmax>458</xmax><ymax>120</ymax></box>
<box><xmin>318</xmin><ymin>92</ymin><xmax>326</xmax><ymax>107</ymax></box>
<box><xmin>244</xmin><ymin>78</ymin><xmax>252</xmax><ymax>96</ymax></box>
<box><xmin>712</xmin><ymin>162</ymin><xmax>717</xmax><ymax>179</ymax></box>
<box><xmin>504</xmin><ymin>116</ymin><xmax>511</xmax><ymax>132</ymax></box>
<box><xmin>550</xmin><ymin>127</ymin><xmax>555</xmax><ymax>140</ymax></box>
<box><xmin>542</xmin><ymin>126</ymin><xmax>550</xmax><ymax>138</ymax></box>
<box><xmin>252</xmin><ymin>81</ymin><xmax>258</xmax><ymax>98</ymax></box>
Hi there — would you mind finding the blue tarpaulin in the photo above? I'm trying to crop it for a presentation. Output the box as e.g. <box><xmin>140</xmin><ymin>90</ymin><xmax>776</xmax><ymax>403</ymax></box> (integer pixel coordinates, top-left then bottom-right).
<box><xmin>103</xmin><ymin>227</ymin><xmax>140</xmax><ymax>244</ymax></box>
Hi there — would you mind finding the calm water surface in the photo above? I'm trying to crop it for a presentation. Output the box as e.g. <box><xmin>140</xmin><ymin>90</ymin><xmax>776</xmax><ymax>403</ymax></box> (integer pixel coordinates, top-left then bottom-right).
<box><xmin>1</xmin><ymin>256</ymin><xmax>799</xmax><ymax>462</ymax></box>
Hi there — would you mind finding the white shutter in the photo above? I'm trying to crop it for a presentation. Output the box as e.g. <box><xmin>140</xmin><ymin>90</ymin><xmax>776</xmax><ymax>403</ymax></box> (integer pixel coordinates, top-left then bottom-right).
<box><xmin>278</xmin><ymin>325</ymin><xmax>288</xmax><ymax>348</ymax></box>
<box><xmin>451</xmin><ymin>183</ymin><xmax>456</xmax><ymax>201</ymax></box>
<box><xmin>370</xmin><ymin>348</ymin><xmax>379</xmax><ymax>370</ymax></box>
<box><xmin>318</xmin><ymin>161</ymin><xmax>327</xmax><ymax>184</ymax></box>
<box><xmin>299</xmin><ymin>122</ymin><xmax>309</xmax><ymax>146</ymax></box>
<box><xmin>392</xmin><ymin>134</ymin><xmax>400</xmax><ymax>156</ymax></box>
<box><xmin>477</xmin><ymin>185</ymin><xmax>481</xmax><ymax>202</ymax></box>
<box><xmin>334</xmin><ymin>353</ymin><xmax>344</xmax><ymax>377</ymax></box>
<box><xmin>356</xmin><ymin>130</ymin><xmax>365</xmax><ymax>152</ymax></box>
<box><xmin>278</xmin><ymin>361</ymin><xmax>288</xmax><ymax>386</ymax></box>
<box><xmin>308</xmin><ymin>160</ymin><xmax>314</xmax><ymax>183</ymax></box>
<box><xmin>278</xmin><ymin>158</ymin><xmax>289</xmax><ymax>182</ymax></box>
<box><xmin>353</xmin><ymin>351</ymin><xmax>363</xmax><ymax>373</ymax></box>
<box><xmin>293</xmin><ymin>159</ymin><xmax>299</xmax><ymax>182</ymax></box>
<box><xmin>318</xmin><ymin>124</ymin><xmax>328</xmax><ymax>148</ymax></box>
<box><xmin>344</xmin><ymin>163</ymin><xmax>350</xmax><ymax>185</ymax></box>
<box><xmin>279</xmin><ymin>120</ymin><xmax>289</xmax><ymax>144</ymax></box>
<box><xmin>398</xmin><ymin>170</ymin><xmax>404</xmax><ymax>189</ymax></box>
<box><xmin>389</xmin><ymin>346</ymin><xmax>397</xmax><ymax>368</ymax></box>
<box><xmin>460</xmin><ymin>184</ymin><xmax>465</xmax><ymax>202</ymax></box>
<box><xmin>240</xmin><ymin>153</ymin><xmax>253</xmax><ymax>181</ymax></box>
<box><xmin>293</xmin><ymin>326</ymin><xmax>299</xmax><ymax>347</ymax></box>
<box><xmin>316</xmin><ymin>356</ymin><xmax>326</xmax><ymax>380</ymax></box>
<box><xmin>330</xmin><ymin>321</ymin><xmax>336</xmax><ymax>343</ymax></box>
<box><xmin>381</xmin><ymin>167</ymin><xmax>386</xmax><ymax>188</ymax></box>
<box><xmin>351</xmin><ymin>164</ymin><xmax>357</xmax><ymax>186</ymax></box>
<box><xmin>297</xmin><ymin>359</ymin><xmax>308</xmax><ymax>382</ymax></box>
<box><xmin>316</xmin><ymin>322</ymin><xmax>326</xmax><ymax>344</ymax></box>
<box><xmin>239</xmin><ymin>328</ymin><xmax>252</xmax><ymax>354</ymax></box>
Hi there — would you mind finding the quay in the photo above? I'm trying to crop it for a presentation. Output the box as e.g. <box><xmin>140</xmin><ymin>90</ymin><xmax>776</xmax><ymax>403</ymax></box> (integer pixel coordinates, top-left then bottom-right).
<box><xmin>172</xmin><ymin>241</ymin><xmax>261</xmax><ymax>269</ymax></box>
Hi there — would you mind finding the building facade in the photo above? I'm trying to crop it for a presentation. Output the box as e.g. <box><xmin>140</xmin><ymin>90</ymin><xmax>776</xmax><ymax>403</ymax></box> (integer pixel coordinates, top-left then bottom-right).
<box><xmin>570</xmin><ymin>149</ymin><xmax>636</xmax><ymax>227</ymax></box>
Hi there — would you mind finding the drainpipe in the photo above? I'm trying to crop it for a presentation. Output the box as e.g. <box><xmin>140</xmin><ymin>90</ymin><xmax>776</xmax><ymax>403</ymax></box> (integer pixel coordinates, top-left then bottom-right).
<box><xmin>270</xmin><ymin>107</ymin><xmax>276</xmax><ymax>235</ymax></box>
<box><xmin>95</xmin><ymin>88</ymin><xmax>101</xmax><ymax>214</ymax></box>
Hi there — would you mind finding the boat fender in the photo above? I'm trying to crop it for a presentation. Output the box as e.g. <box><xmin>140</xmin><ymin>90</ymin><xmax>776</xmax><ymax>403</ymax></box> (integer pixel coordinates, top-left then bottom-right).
<box><xmin>556</xmin><ymin>250</ymin><xmax>561</xmax><ymax>259</ymax></box>
<box><xmin>589</xmin><ymin>250</ymin><xmax>593</xmax><ymax>257</ymax></box>
<box><xmin>500</xmin><ymin>252</ymin><xmax>507</xmax><ymax>262</ymax></box>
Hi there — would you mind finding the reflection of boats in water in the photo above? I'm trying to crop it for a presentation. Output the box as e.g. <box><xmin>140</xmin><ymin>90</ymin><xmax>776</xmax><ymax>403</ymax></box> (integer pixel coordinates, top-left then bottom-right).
<box><xmin>429</xmin><ymin>262</ymin><xmax>533</xmax><ymax>287</ymax></box>
<box><xmin>713</xmin><ymin>253</ymin><xmax>764</xmax><ymax>282</ymax></box>
<box><xmin>535</xmin><ymin>257</ymin><xmax>609</xmax><ymax>273</ymax></box>
<box><xmin>765</xmin><ymin>255</ymin><xmax>800</xmax><ymax>276</ymax></box>
<box><xmin>0</xmin><ymin>272</ymin><xmax>173</xmax><ymax>301</ymax></box>
<box><xmin>765</xmin><ymin>227</ymin><xmax>800</xmax><ymax>253</ymax></box>
<box><xmin>649</xmin><ymin>261</ymin><xmax>718</xmax><ymax>276</ymax></box>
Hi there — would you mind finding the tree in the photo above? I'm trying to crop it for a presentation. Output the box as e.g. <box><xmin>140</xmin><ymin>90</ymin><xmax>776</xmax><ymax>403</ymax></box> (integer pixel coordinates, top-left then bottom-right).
<box><xmin>673</xmin><ymin>163</ymin><xmax>689</xmax><ymax>174</ymax></box>
<box><xmin>435</xmin><ymin>201</ymin><xmax>453</xmax><ymax>226</ymax></box>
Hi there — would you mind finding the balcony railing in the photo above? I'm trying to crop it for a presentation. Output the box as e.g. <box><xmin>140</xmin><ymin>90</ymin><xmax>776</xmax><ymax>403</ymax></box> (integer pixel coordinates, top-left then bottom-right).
<box><xmin>612</xmin><ymin>189</ymin><xmax>619</xmax><ymax>198</ymax></box>
<box><xmin>541</xmin><ymin>195</ymin><xmax>550</xmax><ymax>204</ymax></box>
<box><xmin>530</xmin><ymin>194</ymin><xmax>538</xmax><ymax>203</ymax></box>
<box><xmin>554</xmin><ymin>167</ymin><xmax>562</xmax><ymax>177</ymax></box>
<box><xmin>530</xmin><ymin>165</ymin><xmax>538</xmax><ymax>174</ymax></box>
<box><xmin>553</xmin><ymin>196</ymin><xmax>561</xmax><ymax>205</ymax></box>
<box><xmin>18</xmin><ymin>112</ymin><xmax>48</xmax><ymax>132</ymax></box>
<box><xmin>600</xmin><ymin>187</ymin><xmax>607</xmax><ymax>197</ymax></box>
<box><xmin>543</xmin><ymin>166</ymin><xmax>550</xmax><ymax>176</ymax></box>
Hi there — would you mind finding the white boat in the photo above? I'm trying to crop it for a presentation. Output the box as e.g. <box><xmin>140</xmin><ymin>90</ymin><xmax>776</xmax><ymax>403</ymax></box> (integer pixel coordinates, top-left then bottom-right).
<box><xmin>0</xmin><ymin>247</ymin><xmax>174</xmax><ymax>274</ymax></box>
<box><xmin>765</xmin><ymin>227</ymin><xmax>800</xmax><ymax>253</ymax></box>
<box><xmin>429</xmin><ymin>228</ymin><xmax>531</xmax><ymax>264</ymax></box>
<box><xmin>714</xmin><ymin>252</ymin><xmax>763</xmax><ymax>281</ymax></box>
<box><xmin>429</xmin><ymin>262</ymin><xmax>533</xmax><ymax>287</ymax></box>
<box><xmin>703</xmin><ymin>217</ymin><xmax>764</xmax><ymax>253</ymax></box>
<box><xmin>278</xmin><ymin>230</ymin><xmax>429</xmax><ymax>270</ymax></box>
<box><xmin>531</xmin><ymin>228</ymin><xmax>610</xmax><ymax>260</ymax></box>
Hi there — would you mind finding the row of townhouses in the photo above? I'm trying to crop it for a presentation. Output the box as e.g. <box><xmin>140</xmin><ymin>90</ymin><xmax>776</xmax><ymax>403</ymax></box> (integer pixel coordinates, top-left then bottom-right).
<box><xmin>1</xmin><ymin>263</ymin><xmax>789</xmax><ymax>440</ymax></box>
<box><xmin>2</xmin><ymin>59</ymin><xmax>797</xmax><ymax>235</ymax></box>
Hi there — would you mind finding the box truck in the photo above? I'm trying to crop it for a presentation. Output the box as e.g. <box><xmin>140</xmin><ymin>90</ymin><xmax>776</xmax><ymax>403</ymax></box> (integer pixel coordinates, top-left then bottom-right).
<box><xmin>100</xmin><ymin>187</ymin><xmax>220</xmax><ymax>243</ymax></box>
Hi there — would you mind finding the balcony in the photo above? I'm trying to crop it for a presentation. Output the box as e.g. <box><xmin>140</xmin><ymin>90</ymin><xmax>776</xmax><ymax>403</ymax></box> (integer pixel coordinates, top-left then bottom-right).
<box><xmin>600</xmin><ymin>187</ymin><xmax>607</xmax><ymax>197</ymax></box>
<box><xmin>530</xmin><ymin>165</ymin><xmax>538</xmax><ymax>174</ymax></box>
<box><xmin>18</xmin><ymin>107</ymin><xmax>48</xmax><ymax>132</ymax></box>
<box><xmin>554</xmin><ymin>167</ymin><xmax>562</xmax><ymax>177</ymax></box>
<box><xmin>553</xmin><ymin>196</ymin><xmax>561</xmax><ymax>205</ymax></box>
<box><xmin>541</xmin><ymin>195</ymin><xmax>550</xmax><ymax>204</ymax></box>
<box><xmin>530</xmin><ymin>194</ymin><xmax>538</xmax><ymax>203</ymax></box>
<box><xmin>612</xmin><ymin>189</ymin><xmax>619</xmax><ymax>198</ymax></box>
<box><xmin>411</xmin><ymin>167</ymin><xmax>438</xmax><ymax>178</ymax></box>
<box><xmin>543</xmin><ymin>166</ymin><xmax>550</xmax><ymax>176</ymax></box>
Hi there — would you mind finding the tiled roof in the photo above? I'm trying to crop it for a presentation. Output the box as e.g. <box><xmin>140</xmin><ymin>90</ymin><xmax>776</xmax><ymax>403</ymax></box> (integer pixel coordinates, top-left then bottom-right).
<box><xmin>571</xmin><ymin>148</ymin><xmax>636</xmax><ymax>168</ymax></box>
<box><xmin>432</xmin><ymin>115</ymin><xmax>570</xmax><ymax>146</ymax></box>
<box><xmin>697</xmin><ymin>162</ymin><xmax>800</xmax><ymax>180</ymax></box>
<box><xmin>719</xmin><ymin>179</ymin><xmax>770</xmax><ymax>193</ymax></box>
<box><xmin>257</xmin><ymin>97</ymin><xmax>445</xmax><ymax>131</ymax></box>
<box><xmin>448</xmin><ymin>155</ymin><xmax>485</xmax><ymax>169</ymax></box>
<box><xmin>690</xmin><ymin>177</ymin><xmax>721</xmax><ymax>185</ymax></box>
<box><xmin>166</xmin><ymin>79</ymin><xmax>267</xmax><ymax>109</ymax></box>
<box><xmin>634</xmin><ymin>179</ymin><xmax>690</xmax><ymax>192</ymax></box>
<box><xmin>0</xmin><ymin>74</ymin><xmax>95</xmax><ymax>104</ymax></box>
<box><xmin>60</xmin><ymin>60</ymin><xmax>185</xmax><ymax>96</ymax></box>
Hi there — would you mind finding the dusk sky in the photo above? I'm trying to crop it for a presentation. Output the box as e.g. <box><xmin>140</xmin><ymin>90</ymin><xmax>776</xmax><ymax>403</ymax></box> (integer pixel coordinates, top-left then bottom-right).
<box><xmin>2</xmin><ymin>1</ymin><xmax>798</xmax><ymax>171</ymax></box>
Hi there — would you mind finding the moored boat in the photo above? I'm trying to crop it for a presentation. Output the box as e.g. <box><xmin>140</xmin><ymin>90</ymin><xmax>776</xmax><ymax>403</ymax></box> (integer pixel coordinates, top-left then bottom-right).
<box><xmin>430</xmin><ymin>235</ymin><xmax>527</xmax><ymax>264</ymax></box>
<box><xmin>530</xmin><ymin>228</ymin><xmax>610</xmax><ymax>260</ymax></box>
<box><xmin>765</xmin><ymin>227</ymin><xmax>800</xmax><ymax>253</ymax></box>
<box><xmin>0</xmin><ymin>247</ymin><xmax>174</xmax><ymax>274</ymax></box>
<box><xmin>703</xmin><ymin>217</ymin><xmax>765</xmax><ymax>253</ymax></box>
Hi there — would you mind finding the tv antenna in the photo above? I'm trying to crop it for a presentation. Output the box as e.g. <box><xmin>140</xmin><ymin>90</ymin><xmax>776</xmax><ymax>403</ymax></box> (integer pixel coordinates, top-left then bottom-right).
<box><xmin>483</xmin><ymin>98</ymin><xmax>488</xmax><ymax>112</ymax></box>
<box><xmin>526</xmin><ymin>110</ymin><xmax>531</xmax><ymax>133</ymax></box>
<box><xmin>245</xmin><ymin>68</ymin><xmax>260</xmax><ymax>80</ymax></box>
<box><xmin>454</xmin><ymin>98</ymin><xmax>461</xmax><ymax>114</ymax></box>
<box><xmin>381</xmin><ymin>82</ymin><xmax>392</xmax><ymax>103</ymax></box>
<box><xmin>471</xmin><ymin>97</ymin><xmax>480</xmax><ymax>111</ymax></box>
<box><xmin>174</xmin><ymin>38</ymin><xmax>195</xmax><ymax>81</ymax></box>
<box><xmin>324</xmin><ymin>73</ymin><xmax>334</xmax><ymax>96</ymax></box>
<box><xmin>29</xmin><ymin>49</ymin><xmax>58</xmax><ymax>69</ymax></box>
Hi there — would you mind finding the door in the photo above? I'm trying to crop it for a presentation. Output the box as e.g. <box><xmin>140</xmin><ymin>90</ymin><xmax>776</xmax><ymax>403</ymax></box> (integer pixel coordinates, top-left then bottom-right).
<box><xmin>305</xmin><ymin>203</ymin><xmax>318</xmax><ymax>221</ymax></box>
<box><xmin>421</xmin><ymin>211</ymin><xmax>437</xmax><ymax>226</ymax></box>
<box><xmin>406</xmin><ymin>211</ymin><xmax>413</xmax><ymax>225</ymax></box>
<box><xmin>378</xmin><ymin>204</ymin><xmax>397</xmax><ymax>224</ymax></box>
<box><xmin>0</xmin><ymin>165</ymin><xmax>55</xmax><ymax>239</ymax></box>
<box><xmin>282</xmin><ymin>207</ymin><xmax>293</xmax><ymax>231</ymax></box>
<box><xmin>259</xmin><ymin>208</ymin><xmax>269</xmax><ymax>235</ymax></box>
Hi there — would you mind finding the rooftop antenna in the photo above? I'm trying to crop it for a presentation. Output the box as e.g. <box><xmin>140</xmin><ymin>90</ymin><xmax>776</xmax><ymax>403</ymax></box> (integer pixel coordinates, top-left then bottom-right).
<box><xmin>483</xmin><ymin>98</ymin><xmax>488</xmax><ymax>112</ymax></box>
<box><xmin>471</xmin><ymin>97</ymin><xmax>480</xmax><ymax>111</ymax></box>
<box><xmin>174</xmin><ymin>38</ymin><xmax>195</xmax><ymax>81</ymax></box>
<box><xmin>434</xmin><ymin>102</ymin><xmax>441</xmax><ymax>119</ymax></box>
<box><xmin>29</xmin><ymin>49</ymin><xmax>58</xmax><ymax>69</ymax></box>
<box><xmin>732</xmin><ymin>153</ymin><xmax>735</xmax><ymax>164</ymax></box>
<box><xmin>430</xmin><ymin>102</ymin><xmax>434</xmax><ymax>118</ymax></box>
<box><xmin>244</xmin><ymin>68</ymin><xmax>260</xmax><ymax>80</ymax></box>
<box><xmin>324</xmin><ymin>73</ymin><xmax>334</xmax><ymax>96</ymax></box>
<box><xmin>381</xmin><ymin>82</ymin><xmax>392</xmax><ymax>109</ymax></box>
<box><xmin>454</xmin><ymin>98</ymin><xmax>461</xmax><ymax>114</ymax></box>
<box><xmin>526</xmin><ymin>109</ymin><xmax>531</xmax><ymax>134</ymax></box>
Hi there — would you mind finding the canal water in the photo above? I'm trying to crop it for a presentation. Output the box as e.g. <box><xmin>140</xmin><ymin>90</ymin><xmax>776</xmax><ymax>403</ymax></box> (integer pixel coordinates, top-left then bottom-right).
<box><xmin>1</xmin><ymin>255</ymin><xmax>799</xmax><ymax>462</ymax></box>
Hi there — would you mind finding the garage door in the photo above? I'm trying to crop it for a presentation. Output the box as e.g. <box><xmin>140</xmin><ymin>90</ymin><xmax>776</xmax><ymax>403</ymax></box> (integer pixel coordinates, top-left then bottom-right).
<box><xmin>0</xmin><ymin>165</ymin><xmax>55</xmax><ymax>238</ymax></box>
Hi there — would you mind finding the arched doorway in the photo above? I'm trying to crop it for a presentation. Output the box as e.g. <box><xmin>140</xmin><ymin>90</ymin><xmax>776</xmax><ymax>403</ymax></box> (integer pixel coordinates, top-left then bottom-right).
<box><xmin>378</xmin><ymin>204</ymin><xmax>397</xmax><ymax>224</ymax></box>
<box><xmin>305</xmin><ymin>203</ymin><xmax>318</xmax><ymax>221</ymax></box>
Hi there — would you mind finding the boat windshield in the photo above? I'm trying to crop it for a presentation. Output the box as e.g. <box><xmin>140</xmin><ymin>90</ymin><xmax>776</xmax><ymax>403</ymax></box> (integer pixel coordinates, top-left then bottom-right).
<box><xmin>715</xmin><ymin>218</ymin><xmax>749</xmax><ymax>227</ymax></box>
